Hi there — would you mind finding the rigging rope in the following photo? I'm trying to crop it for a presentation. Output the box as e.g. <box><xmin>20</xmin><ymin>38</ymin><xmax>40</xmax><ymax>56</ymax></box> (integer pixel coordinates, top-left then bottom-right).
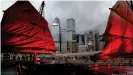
<box><xmin>45</xmin><ymin>6</ymin><xmax>54</xmax><ymax>23</ymax></box>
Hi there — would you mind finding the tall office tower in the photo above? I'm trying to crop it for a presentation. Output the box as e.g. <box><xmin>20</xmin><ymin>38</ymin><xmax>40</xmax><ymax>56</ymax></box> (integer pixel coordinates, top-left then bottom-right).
<box><xmin>61</xmin><ymin>29</ymin><xmax>67</xmax><ymax>53</ymax></box>
<box><xmin>88</xmin><ymin>31</ymin><xmax>95</xmax><ymax>51</ymax></box>
<box><xmin>51</xmin><ymin>26</ymin><xmax>59</xmax><ymax>52</ymax></box>
<box><xmin>51</xmin><ymin>26</ymin><xmax>59</xmax><ymax>42</ymax></box>
<box><xmin>62</xmin><ymin>29</ymin><xmax>67</xmax><ymax>42</ymax></box>
<box><xmin>66</xmin><ymin>18</ymin><xmax>76</xmax><ymax>53</ymax></box>
<box><xmin>84</xmin><ymin>32</ymin><xmax>89</xmax><ymax>45</ymax></box>
<box><xmin>99</xmin><ymin>34</ymin><xmax>105</xmax><ymax>51</ymax></box>
<box><xmin>75</xmin><ymin>34</ymin><xmax>86</xmax><ymax>53</ymax></box>
<box><xmin>52</xmin><ymin>17</ymin><xmax>60</xmax><ymax>52</ymax></box>
<box><xmin>84</xmin><ymin>32</ymin><xmax>89</xmax><ymax>51</ymax></box>
<box><xmin>94</xmin><ymin>30</ymin><xmax>100</xmax><ymax>51</ymax></box>
<box><xmin>88</xmin><ymin>30</ymin><xmax>100</xmax><ymax>51</ymax></box>
<box><xmin>78</xmin><ymin>34</ymin><xmax>84</xmax><ymax>45</ymax></box>
<box><xmin>67</xmin><ymin>18</ymin><xmax>76</xmax><ymax>41</ymax></box>
<box><xmin>75</xmin><ymin>34</ymin><xmax>84</xmax><ymax>45</ymax></box>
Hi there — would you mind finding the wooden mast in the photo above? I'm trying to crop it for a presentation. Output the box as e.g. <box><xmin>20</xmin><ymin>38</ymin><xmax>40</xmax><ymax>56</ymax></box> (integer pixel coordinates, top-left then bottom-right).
<box><xmin>39</xmin><ymin>1</ymin><xmax>45</xmax><ymax>16</ymax></box>
<box><xmin>130</xmin><ymin>0</ymin><xmax>133</xmax><ymax>9</ymax></box>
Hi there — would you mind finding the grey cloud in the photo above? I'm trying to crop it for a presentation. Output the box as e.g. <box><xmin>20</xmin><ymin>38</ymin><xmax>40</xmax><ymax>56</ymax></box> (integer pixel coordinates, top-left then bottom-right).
<box><xmin>45</xmin><ymin>1</ymin><xmax>116</xmax><ymax>35</ymax></box>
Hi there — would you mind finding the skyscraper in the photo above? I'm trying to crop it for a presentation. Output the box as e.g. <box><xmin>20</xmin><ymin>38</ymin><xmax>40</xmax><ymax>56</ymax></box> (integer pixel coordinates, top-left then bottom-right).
<box><xmin>61</xmin><ymin>29</ymin><xmax>67</xmax><ymax>53</ymax></box>
<box><xmin>66</xmin><ymin>18</ymin><xmax>76</xmax><ymax>53</ymax></box>
<box><xmin>95</xmin><ymin>30</ymin><xmax>100</xmax><ymax>51</ymax></box>
<box><xmin>75</xmin><ymin>34</ymin><xmax>85</xmax><ymax>45</ymax></box>
<box><xmin>84</xmin><ymin>32</ymin><xmax>89</xmax><ymax>51</ymax></box>
<box><xmin>84</xmin><ymin>32</ymin><xmax>89</xmax><ymax>45</ymax></box>
<box><xmin>88</xmin><ymin>30</ymin><xmax>100</xmax><ymax>51</ymax></box>
<box><xmin>52</xmin><ymin>17</ymin><xmax>60</xmax><ymax>53</ymax></box>
<box><xmin>88</xmin><ymin>30</ymin><xmax>95</xmax><ymax>51</ymax></box>
<box><xmin>67</xmin><ymin>18</ymin><xmax>76</xmax><ymax>41</ymax></box>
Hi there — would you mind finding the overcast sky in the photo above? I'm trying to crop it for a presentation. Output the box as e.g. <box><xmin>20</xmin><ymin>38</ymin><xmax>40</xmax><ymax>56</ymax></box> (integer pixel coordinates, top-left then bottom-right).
<box><xmin>1</xmin><ymin>0</ymin><xmax>117</xmax><ymax>40</ymax></box>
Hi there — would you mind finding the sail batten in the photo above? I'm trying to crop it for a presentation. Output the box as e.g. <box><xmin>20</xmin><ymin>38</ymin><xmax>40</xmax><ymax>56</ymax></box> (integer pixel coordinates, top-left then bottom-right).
<box><xmin>109</xmin><ymin>8</ymin><xmax>133</xmax><ymax>25</ymax></box>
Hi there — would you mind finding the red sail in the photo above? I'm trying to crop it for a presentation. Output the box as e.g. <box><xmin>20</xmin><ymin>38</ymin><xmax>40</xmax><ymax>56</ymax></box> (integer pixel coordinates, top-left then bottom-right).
<box><xmin>99</xmin><ymin>1</ymin><xmax>133</xmax><ymax>60</ymax></box>
<box><xmin>1</xmin><ymin>1</ymin><xmax>56</xmax><ymax>54</ymax></box>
